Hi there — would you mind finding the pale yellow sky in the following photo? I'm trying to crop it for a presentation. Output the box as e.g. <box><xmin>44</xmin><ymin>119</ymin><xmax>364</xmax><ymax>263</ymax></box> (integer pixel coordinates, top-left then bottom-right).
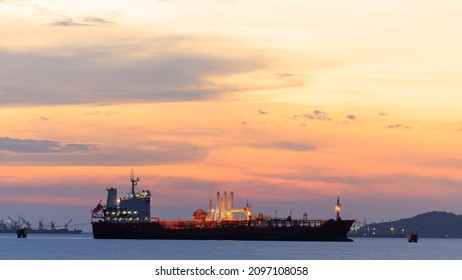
<box><xmin>2</xmin><ymin>0</ymin><xmax>461</xmax><ymax>110</ymax></box>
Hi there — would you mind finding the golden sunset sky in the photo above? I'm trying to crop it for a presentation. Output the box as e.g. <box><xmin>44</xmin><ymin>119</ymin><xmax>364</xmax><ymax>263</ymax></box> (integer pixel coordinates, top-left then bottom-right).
<box><xmin>1</xmin><ymin>0</ymin><xmax>462</xmax><ymax>226</ymax></box>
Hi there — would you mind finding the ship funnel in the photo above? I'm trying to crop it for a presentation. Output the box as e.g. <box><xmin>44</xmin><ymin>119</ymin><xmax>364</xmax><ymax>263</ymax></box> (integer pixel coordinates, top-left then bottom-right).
<box><xmin>220</xmin><ymin>194</ymin><xmax>225</xmax><ymax>219</ymax></box>
<box><xmin>335</xmin><ymin>196</ymin><xmax>341</xmax><ymax>220</ymax></box>
<box><xmin>215</xmin><ymin>191</ymin><xmax>220</xmax><ymax>221</ymax></box>
<box><xmin>228</xmin><ymin>191</ymin><xmax>234</xmax><ymax>210</ymax></box>
<box><xmin>130</xmin><ymin>169</ymin><xmax>139</xmax><ymax>195</ymax></box>
<box><xmin>106</xmin><ymin>188</ymin><xmax>118</xmax><ymax>209</ymax></box>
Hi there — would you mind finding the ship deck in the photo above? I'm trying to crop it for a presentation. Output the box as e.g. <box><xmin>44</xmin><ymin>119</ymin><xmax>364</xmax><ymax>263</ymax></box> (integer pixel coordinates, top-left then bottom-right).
<box><xmin>159</xmin><ymin>218</ymin><xmax>326</xmax><ymax>230</ymax></box>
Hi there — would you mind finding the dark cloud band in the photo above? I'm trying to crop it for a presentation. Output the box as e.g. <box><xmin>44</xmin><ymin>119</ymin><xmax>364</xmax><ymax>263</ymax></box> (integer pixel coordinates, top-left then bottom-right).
<box><xmin>0</xmin><ymin>137</ymin><xmax>208</xmax><ymax>166</ymax></box>
<box><xmin>0</xmin><ymin>137</ymin><xmax>97</xmax><ymax>153</ymax></box>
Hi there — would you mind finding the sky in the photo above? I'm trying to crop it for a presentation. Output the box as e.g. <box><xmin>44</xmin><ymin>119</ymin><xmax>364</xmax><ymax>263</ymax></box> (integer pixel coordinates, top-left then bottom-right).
<box><xmin>1</xmin><ymin>0</ymin><xmax>462</xmax><ymax>230</ymax></box>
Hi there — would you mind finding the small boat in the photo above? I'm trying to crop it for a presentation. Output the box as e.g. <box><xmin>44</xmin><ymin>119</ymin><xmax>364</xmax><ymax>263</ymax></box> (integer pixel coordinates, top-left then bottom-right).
<box><xmin>407</xmin><ymin>231</ymin><xmax>418</xmax><ymax>243</ymax></box>
<box><xmin>16</xmin><ymin>228</ymin><xmax>27</xmax><ymax>238</ymax></box>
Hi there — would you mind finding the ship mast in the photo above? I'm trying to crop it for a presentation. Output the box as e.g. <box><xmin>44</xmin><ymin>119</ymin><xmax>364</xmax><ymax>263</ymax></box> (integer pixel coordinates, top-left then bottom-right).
<box><xmin>335</xmin><ymin>196</ymin><xmax>341</xmax><ymax>220</ymax></box>
<box><xmin>130</xmin><ymin>169</ymin><xmax>140</xmax><ymax>195</ymax></box>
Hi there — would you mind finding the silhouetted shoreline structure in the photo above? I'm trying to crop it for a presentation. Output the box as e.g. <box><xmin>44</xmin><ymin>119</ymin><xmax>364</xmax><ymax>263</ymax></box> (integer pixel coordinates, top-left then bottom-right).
<box><xmin>1</xmin><ymin>217</ymin><xmax>82</xmax><ymax>234</ymax></box>
<box><xmin>350</xmin><ymin>211</ymin><xmax>462</xmax><ymax>239</ymax></box>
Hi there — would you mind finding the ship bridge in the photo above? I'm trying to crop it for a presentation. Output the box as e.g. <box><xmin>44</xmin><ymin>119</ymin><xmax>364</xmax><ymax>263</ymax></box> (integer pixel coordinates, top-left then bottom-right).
<box><xmin>93</xmin><ymin>171</ymin><xmax>152</xmax><ymax>223</ymax></box>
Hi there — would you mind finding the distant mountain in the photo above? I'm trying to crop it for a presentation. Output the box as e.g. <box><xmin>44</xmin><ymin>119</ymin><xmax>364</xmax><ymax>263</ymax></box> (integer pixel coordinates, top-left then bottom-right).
<box><xmin>350</xmin><ymin>211</ymin><xmax>462</xmax><ymax>238</ymax></box>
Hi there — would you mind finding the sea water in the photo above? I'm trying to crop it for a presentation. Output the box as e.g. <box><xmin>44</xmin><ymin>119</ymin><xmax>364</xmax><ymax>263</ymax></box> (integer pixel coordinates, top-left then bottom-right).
<box><xmin>1</xmin><ymin>233</ymin><xmax>462</xmax><ymax>260</ymax></box>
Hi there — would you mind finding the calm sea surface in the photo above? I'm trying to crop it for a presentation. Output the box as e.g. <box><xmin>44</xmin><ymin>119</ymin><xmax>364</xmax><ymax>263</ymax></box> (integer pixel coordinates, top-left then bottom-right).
<box><xmin>1</xmin><ymin>233</ymin><xmax>461</xmax><ymax>260</ymax></box>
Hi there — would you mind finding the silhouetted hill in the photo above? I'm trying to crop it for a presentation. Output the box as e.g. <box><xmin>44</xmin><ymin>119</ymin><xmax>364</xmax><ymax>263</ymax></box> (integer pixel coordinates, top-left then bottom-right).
<box><xmin>353</xmin><ymin>211</ymin><xmax>462</xmax><ymax>238</ymax></box>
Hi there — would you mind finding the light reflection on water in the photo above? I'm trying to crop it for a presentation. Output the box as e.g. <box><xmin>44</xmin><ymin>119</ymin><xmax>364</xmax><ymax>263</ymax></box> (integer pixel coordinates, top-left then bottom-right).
<box><xmin>1</xmin><ymin>233</ymin><xmax>461</xmax><ymax>260</ymax></box>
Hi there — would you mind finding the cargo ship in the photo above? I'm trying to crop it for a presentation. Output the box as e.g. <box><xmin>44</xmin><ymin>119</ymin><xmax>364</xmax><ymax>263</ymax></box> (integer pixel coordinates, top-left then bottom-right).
<box><xmin>91</xmin><ymin>172</ymin><xmax>354</xmax><ymax>241</ymax></box>
<box><xmin>0</xmin><ymin>217</ymin><xmax>82</xmax><ymax>234</ymax></box>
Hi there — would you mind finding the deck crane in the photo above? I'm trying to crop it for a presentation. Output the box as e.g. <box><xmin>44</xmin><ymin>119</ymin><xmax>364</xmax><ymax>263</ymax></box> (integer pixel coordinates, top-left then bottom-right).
<box><xmin>64</xmin><ymin>219</ymin><xmax>72</xmax><ymax>229</ymax></box>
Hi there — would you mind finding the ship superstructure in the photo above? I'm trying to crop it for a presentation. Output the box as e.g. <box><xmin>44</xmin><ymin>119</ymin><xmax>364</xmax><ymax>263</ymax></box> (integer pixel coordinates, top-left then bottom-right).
<box><xmin>93</xmin><ymin>170</ymin><xmax>151</xmax><ymax>223</ymax></box>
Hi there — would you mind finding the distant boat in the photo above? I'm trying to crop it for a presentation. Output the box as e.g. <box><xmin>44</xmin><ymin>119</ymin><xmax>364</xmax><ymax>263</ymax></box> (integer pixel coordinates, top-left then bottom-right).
<box><xmin>0</xmin><ymin>217</ymin><xmax>82</xmax><ymax>234</ymax></box>
<box><xmin>407</xmin><ymin>231</ymin><xmax>419</xmax><ymax>243</ymax></box>
<box><xmin>27</xmin><ymin>228</ymin><xmax>83</xmax><ymax>234</ymax></box>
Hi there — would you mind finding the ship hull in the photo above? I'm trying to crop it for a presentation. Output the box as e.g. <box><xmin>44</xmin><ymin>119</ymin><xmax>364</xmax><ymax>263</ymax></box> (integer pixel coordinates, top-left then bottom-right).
<box><xmin>92</xmin><ymin>219</ymin><xmax>354</xmax><ymax>241</ymax></box>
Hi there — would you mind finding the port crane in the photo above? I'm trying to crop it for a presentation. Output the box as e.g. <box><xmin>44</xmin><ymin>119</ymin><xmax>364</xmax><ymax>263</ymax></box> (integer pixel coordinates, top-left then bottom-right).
<box><xmin>20</xmin><ymin>216</ymin><xmax>31</xmax><ymax>229</ymax></box>
<box><xmin>38</xmin><ymin>219</ymin><xmax>56</xmax><ymax>230</ymax></box>
<box><xmin>8</xmin><ymin>216</ymin><xmax>20</xmax><ymax>229</ymax></box>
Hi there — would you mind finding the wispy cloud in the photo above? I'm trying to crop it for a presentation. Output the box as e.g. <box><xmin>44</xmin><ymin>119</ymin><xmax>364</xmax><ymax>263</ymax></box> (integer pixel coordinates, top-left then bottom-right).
<box><xmin>0</xmin><ymin>137</ymin><xmax>208</xmax><ymax>166</ymax></box>
<box><xmin>50</xmin><ymin>20</ymin><xmax>88</xmax><ymax>27</ymax></box>
<box><xmin>346</xmin><ymin>114</ymin><xmax>356</xmax><ymax>121</ymax></box>
<box><xmin>85</xmin><ymin>110</ymin><xmax>118</xmax><ymax>116</ymax></box>
<box><xmin>258</xmin><ymin>141</ymin><xmax>316</xmax><ymax>152</ymax></box>
<box><xmin>245</xmin><ymin>139</ymin><xmax>317</xmax><ymax>152</ymax></box>
<box><xmin>31</xmin><ymin>3</ymin><xmax>119</xmax><ymax>27</ymax></box>
<box><xmin>291</xmin><ymin>110</ymin><xmax>332</xmax><ymax>122</ymax></box>
<box><xmin>259</xmin><ymin>171</ymin><xmax>462</xmax><ymax>197</ymax></box>
<box><xmin>0</xmin><ymin>137</ymin><xmax>97</xmax><ymax>153</ymax></box>
<box><xmin>387</xmin><ymin>124</ymin><xmax>411</xmax><ymax>130</ymax></box>
<box><xmin>0</xmin><ymin>41</ymin><xmax>292</xmax><ymax>105</ymax></box>
<box><xmin>257</xmin><ymin>109</ymin><xmax>269</xmax><ymax>115</ymax></box>
<box><xmin>50</xmin><ymin>16</ymin><xmax>116</xmax><ymax>27</ymax></box>
<box><xmin>0</xmin><ymin>0</ymin><xmax>26</xmax><ymax>4</ymax></box>
<box><xmin>303</xmin><ymin>110</ymin><xmax>331</xmax><ymax>121</ymax></box>
<box><xmin>29</xmin><ymin>115</ymin><xmax>51</xmax><ymax>123</ymax></box>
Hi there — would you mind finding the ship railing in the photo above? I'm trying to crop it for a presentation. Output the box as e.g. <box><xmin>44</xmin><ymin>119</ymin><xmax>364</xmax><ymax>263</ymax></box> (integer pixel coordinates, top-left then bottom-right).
<box><xmin>158</xmin><ymin>219</ymin><xmax>326</xmax><ymax>229</ymax></box>
<box><xmin>91</xmin><ymin>214</ymin><xmax>104</xmax><ymax>220</ymax></box>
<box><xmin>264</xmin><ymin>219</ymin><xmax>324</xmax><ymax>228</ymax></box>
<box><xmin>160</xmin><ymin>220</ymin><xmax>197</xmax><ymax>230</ymax></box>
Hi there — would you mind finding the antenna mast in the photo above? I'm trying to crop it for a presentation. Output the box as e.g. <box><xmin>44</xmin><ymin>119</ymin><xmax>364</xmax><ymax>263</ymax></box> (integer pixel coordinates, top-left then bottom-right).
<box><xmin>130</xmin><ymin>169</ymin><xmax>140</xmax><ymax>195</ymax></box>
